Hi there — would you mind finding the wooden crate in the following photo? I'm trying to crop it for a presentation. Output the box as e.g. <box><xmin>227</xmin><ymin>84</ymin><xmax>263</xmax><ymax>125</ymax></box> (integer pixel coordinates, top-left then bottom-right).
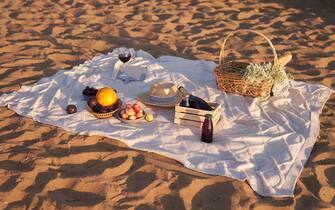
<box><xmin>174</xmin><ymin>102</ymin><xmax>222</xmax><ymax>127</ymax></box>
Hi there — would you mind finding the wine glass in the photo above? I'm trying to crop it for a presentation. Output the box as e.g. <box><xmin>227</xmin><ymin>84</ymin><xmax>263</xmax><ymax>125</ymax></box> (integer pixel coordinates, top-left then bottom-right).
<box><xmin>113</xmin><ymin>49</ymin><xmax>131</xmax><ymax>79</ymax></box>
<box><xmin>118</xmin><ymin>50</ymin><xmax>131</xmax><ymax>64</ymax></box>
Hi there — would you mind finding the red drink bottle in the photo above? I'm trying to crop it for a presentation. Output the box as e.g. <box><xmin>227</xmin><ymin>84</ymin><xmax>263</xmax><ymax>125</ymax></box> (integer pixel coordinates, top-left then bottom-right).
<box><xmin>201</xmin><ymin>114</ymin><xmax>213</xmax><ymax>143</ymax></box>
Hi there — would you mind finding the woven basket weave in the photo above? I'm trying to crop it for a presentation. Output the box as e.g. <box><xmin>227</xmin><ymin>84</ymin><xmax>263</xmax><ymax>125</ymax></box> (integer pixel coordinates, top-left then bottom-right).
<box><xmin>214</xmin><ymin>30</ymin><xmax>279</xmax><ymax>98</ymax></box>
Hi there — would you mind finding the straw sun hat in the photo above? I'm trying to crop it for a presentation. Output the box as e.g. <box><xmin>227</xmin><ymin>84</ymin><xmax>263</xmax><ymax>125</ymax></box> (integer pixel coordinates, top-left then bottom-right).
<box><xmin>136</xmin><ymin>83</ymin><xmax>182</xmax><ymax>108</ymax></box>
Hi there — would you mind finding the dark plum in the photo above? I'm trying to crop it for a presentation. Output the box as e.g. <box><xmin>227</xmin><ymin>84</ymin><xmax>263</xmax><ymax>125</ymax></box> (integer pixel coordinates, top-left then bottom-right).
<box><xmin>87</xmin><ymin>98</ymin><xmax>98</xmax><ymax>108</ymax></box>
<box><xmin>66</xmin><ymin>104</ymin><xmax>77</xmax><ymax>114</ymax></box>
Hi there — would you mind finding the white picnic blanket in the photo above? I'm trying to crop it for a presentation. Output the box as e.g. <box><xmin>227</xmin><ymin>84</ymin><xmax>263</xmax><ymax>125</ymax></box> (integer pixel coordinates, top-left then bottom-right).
<box><xmin>0</xmin><ymin>48</ymin><xmax>333</xmax><ymax>197</ymax></box>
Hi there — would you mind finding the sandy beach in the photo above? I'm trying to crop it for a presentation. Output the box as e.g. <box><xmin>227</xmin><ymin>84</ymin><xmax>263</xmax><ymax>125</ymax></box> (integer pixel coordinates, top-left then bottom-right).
<box><xmin>0</xmin><ymin>0</ymin><xmax>334</xmax><ymax>209</ymax></box>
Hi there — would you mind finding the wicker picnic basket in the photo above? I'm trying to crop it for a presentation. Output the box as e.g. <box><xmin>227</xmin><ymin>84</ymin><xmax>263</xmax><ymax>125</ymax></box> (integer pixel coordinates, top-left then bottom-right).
<box><xmin>214</xmin><ymin>29</ymin><xmax>291</xmax><ymax>98</ymax></box>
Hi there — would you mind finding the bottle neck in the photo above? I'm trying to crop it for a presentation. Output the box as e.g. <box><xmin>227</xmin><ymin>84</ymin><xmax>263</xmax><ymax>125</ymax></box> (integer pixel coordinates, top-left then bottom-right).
<box><xmin>205</xmin><ymin>114</ymin><xmax>212</xmax><ymax>120</ymax></box>
<box><xmin>178</xmin><ymin>86</ymin><xmax>189</xmax><ymax>97</ymax></box>
<box><xmin>185</xmin><ymin>95</ymin><xmax>190</xmax><ymax>107</ymax></box>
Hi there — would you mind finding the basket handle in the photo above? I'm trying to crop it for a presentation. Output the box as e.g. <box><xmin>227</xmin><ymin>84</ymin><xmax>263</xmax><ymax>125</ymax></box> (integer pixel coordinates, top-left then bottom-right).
<box><xmin>219</xmin><ymin>30</ymin><xmax>278</xmax><ymax>66</ymax></box>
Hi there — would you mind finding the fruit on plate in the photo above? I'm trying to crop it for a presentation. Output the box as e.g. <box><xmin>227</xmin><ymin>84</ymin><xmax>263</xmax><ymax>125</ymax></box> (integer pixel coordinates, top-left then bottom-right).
<box><xmin>125</xmin><ymin>103</ymin><xmax>132</xmax><ymax>109</ymax></box>
<box><xmin>66</xmin><ymin>104</ymin><xmax>77</xmax><ymax>114</ymax></box>
<box><xmin>133</xmin><ymin>102</ymin><xmax>142</xmax><ymax>113</ymax></box>
<box><xmin>145</xmin><ymin>114</ymin><xmax>154</xmax><ymax>122</ymax></box>
<box><xmin>121</xmin><ymin>110</ymin><xmax>128</xmax><ymax>119</ymax></box>
<box><xmin>120</xmin><ymin>102</ymin><xmax>145</xmax><ymax>120</ymax></box>
<box><xmin>125</xmin><ymin>107</ymin><xmax>136</xmax><ymax>116</ymax></box>
<box><xmin>136</xmin><ymin>111</ymin><xmax>143</xmax><ymax>118</ymax></box>
<box><xmin>96</xmin><ymin>87</ymin><xmax>118</xmax><ymax>107</ymax></box>
<box><xmin>87</xmin><ymin>98</ymin><xmax>98</xmax><ymax>108</ymax></box>
<box><xmin>128</xmin><ymin>115</ymin><xmax>137</xmax><ymax>120</ymax></box>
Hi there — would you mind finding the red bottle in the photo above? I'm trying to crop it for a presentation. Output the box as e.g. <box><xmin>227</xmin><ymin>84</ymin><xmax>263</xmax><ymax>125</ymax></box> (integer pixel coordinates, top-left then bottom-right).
<box><xmin>201</xmin><ymin>114</ymin><xmax>213</xmax><ymax>143</ymax></box>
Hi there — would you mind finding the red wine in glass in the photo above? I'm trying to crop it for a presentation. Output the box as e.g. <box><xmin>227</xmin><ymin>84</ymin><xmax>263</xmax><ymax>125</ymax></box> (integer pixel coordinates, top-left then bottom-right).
<box><xmin>119</xmin><ymin>52</ymin><xmax>131</xmax><ymax>63</ymax></box>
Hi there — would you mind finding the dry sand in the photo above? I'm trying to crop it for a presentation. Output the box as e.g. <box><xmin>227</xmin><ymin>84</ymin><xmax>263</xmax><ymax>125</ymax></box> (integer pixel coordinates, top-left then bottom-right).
<box><xmin>0</xmin><ymin>0</ymin><xmax>334</xmax><ymax>209</ymax></box>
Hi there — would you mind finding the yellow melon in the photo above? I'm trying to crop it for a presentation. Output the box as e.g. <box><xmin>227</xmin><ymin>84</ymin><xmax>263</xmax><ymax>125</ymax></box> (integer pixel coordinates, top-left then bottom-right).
<box><xmin>96</xmin><ymin>87</ymin><xmax>118</xmax><ymax>106</ymax></box>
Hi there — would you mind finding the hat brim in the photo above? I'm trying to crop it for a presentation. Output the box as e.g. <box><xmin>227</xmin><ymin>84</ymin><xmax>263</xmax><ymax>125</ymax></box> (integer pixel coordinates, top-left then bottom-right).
<box><xmin>136</xmin><ymin>92</ymin><xmax>183</xmax><ymax>108</ymax></box>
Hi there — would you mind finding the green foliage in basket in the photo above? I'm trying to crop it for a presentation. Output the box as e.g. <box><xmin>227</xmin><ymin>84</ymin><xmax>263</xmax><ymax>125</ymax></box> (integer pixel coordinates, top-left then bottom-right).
<box><xmin>231</xmin><ymin>62</ymin><xmax>292</xmax><ymax>85</ymax></box>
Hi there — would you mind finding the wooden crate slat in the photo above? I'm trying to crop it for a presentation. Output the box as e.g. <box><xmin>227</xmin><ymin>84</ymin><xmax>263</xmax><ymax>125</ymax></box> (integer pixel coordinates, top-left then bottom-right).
<box><xmin>174</xmin><ymin>116</ymin><xmax>221</xmax><ymax>128</ymax></box>
<box><xmin>175</xmin><ymin>102</ymin><xmax>221</xmax><ymax>116</ymax></box>
<box><xmin>174</xmin><ymin>118</ymin><xmax>202</xmax><ymax>127</ymax></box>
<box><xmin>174</xmin><ymin>110</ymin><xmax>221</xmax><ymax>122</ymax></box>
<box><xmin>174</xmin><ymin>114</ymin><xmax>221</xmax><ymax>126</ymax></box>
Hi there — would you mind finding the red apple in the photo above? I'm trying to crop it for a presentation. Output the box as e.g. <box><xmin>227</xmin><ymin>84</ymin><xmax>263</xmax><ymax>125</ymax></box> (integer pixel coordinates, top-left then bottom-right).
<box><xmin>121</xmin><ymin>113</ymin><xmax>128</xmax><ymax>119</ymax></box>
<box><xmin>125</xmin><ymin>107</ymin><xmax>135</xmax><ymax>116</ymax></box>
<box><xmin>133</xmin><ymin>102</ymin><xmax>141</xmax><ymax>107</ymax></box>
<box><xmin>136</xmin><ymin>112</ymin><xmax>143</xmax><ymax>118</ymax></box>
<box><xmin>133</xmin><ymin>106</ymin><xmax>142</xmax><ymax>113</ymax></box>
